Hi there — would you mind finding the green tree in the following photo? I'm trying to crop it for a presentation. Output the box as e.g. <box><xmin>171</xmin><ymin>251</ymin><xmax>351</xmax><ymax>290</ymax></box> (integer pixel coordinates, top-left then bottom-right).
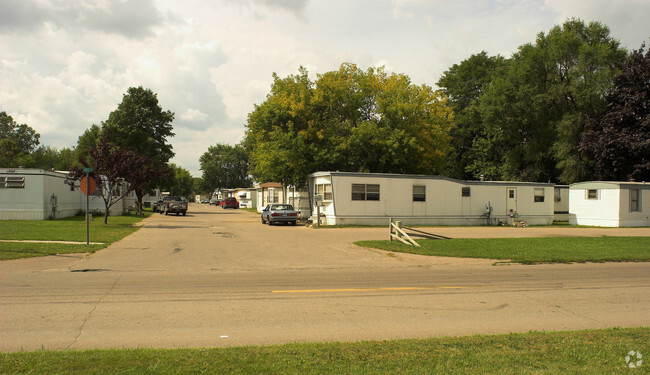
<box><xmin>580</xmin><ymin>43</ymin><xmax>650</xmax><ymax>181</ymax></box>
<box><xmin>437</xmin><ymin>52</ymin><xmax>507</xmax><ymax>179</ymax></box>
<box><xmin>75</xmin><ymin>124</ymin><xmax>101</xmax><ymax>166</ymax></box>
<box><xmin>0</xmin><ymin>111</ymin><xmax>40</xmax><ymax>167</ymax></box>
<box><xmin>161</xmin><ymin>163</ymin><xmax>195</xmax><ymax>198</ymax></box>
<box><xmin>30</xmin><ymin>146</ymin><xmax>76</xmax><ymax>170</ymax></box>
<box><xmin>244</xmin><ymin>67</ymin><xmax>313</xmax><ymax>187</ymax></box>
<box><xmin>474</xmin><ymin>19</ymin><xmax>627</xmax><ymax>183</ymax></box>
<box><xmin>102</xmin><ymin>86</ymin><xmax>175</xmax><ymax>213</ymax></box>
<box><xmin>200</xmin><ymin>143</ymin><xmax>252</xmax><ymax>191</ymax></box>
<box><xmin>244</xmin><ymin>64</ymin><xmax>453</xmax><ymax>184</ymax></box>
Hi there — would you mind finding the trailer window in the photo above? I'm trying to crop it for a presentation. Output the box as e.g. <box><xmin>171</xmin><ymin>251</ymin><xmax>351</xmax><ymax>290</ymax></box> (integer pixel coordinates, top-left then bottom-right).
<box><xmin>352</xmin><ymin>184</ymin><xmax>380</xmax><ymax>201</ymax></box>
<box><xmin>413</xmin><ymin>185</ymin><xmax>426</xmax><ymax>202</ymax></box>
<box><xmin>534</xmin><ymin>188</ymin><xmax>545</xmax><ymax>202</ymax></box>
<box><xmin>630</xmin><ymin>189</ymin><xmax>641</xmax><ymax>212</ymax></box>
<box><xmin>587</xmin><ymin>189</ymin><xmax>599</xmax><ymax>200</ymax></box>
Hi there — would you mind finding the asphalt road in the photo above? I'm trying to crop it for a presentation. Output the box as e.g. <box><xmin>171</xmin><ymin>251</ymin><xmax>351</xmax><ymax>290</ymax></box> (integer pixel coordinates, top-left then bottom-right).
<box><xmin>1</xmin><ymin>204</ymin><xmax>649</xmax><ymax>352</ymax></box>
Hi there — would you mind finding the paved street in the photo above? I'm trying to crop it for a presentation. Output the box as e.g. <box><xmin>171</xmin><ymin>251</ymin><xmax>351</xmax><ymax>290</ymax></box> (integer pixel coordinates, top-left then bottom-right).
<box><xmin>1</xmin><ymin>204</ymin><xmax>649</xmax><ymax>352</ymax></box>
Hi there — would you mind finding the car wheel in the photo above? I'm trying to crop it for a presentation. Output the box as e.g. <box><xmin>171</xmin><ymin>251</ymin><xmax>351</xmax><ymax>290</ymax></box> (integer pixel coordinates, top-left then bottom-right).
<box><xmin>182</xmin><ymin>212</ymin><xmax>186</xmax><ymax>216</ymax></box>
<box><xmin>261</xmin><ymin>216</ymin><xmax>265</xmax><ymax>224</ymax></box>
<box><xmin>291</xmin><ymin>221</ymin><xmax>297</xmax><ymax>226</ymax></box>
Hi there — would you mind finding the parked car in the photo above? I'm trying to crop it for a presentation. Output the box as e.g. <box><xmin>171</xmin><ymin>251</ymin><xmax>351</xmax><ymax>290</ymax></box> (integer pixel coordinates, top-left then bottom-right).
<box><xmin>222</xmin><ymin>197</ymin><xmax>239</xmax><ymax>209</ymax></box>
<box><xmin>210</xmin><ymin>200</ymin><xmax>222</xmax><ymax>206</ymax></box>
<box><xmin>159</xmin><ymin>196</ymin><xmax>188</xmax><ymax>216</ymax></box>
<box><xmin>261</xmin><ymin>204</ymin><xmax>298</xmax><ymax>225</ymax></box>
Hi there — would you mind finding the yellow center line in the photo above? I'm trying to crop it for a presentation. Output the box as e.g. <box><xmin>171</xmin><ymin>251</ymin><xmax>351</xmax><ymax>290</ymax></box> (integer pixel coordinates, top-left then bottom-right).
<box><xmin>272</xmin><ymin>286</ymin><xmax>472</xmax><ymax>293</ymax></box>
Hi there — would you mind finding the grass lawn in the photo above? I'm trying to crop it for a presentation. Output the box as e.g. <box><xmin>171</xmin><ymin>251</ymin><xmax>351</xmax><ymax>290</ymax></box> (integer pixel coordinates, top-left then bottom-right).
<box><xmin>2</xmin><ymin>328</ymin><xmax>647</xmax><ymax>374</ymax></box>
<box><xmin>0</xmin><ymin>213</ymin><xmax>150</xmax><ymax>260</ymax></box>
<box><xmin>356</xmin><ymin>236</ymin><xmax>650</xmax><ymax>264</ymax></box>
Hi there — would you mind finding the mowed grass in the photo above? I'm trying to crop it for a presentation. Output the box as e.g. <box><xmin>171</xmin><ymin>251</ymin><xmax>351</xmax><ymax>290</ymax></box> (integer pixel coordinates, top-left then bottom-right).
<box><xmin>0</xmin><ymin>214</ymin><xmax>150</xmax><ymax>260</ymax></box>
<box><xmin>2</xmin><ymin>328</ymin><xmax>648</xmax><ymax>374</ymax></box>
<box><xmin>356</xmin><ymin>236</ymin><xmax>650</xmax><ymax>264</ymax></box>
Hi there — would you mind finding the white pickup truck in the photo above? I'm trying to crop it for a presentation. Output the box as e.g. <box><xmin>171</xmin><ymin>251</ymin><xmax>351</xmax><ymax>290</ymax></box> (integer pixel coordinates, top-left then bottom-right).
<box><xmin>159</xmin><ymin>196</ymin><xmax>188</xmax><ymax>216</ymax></box>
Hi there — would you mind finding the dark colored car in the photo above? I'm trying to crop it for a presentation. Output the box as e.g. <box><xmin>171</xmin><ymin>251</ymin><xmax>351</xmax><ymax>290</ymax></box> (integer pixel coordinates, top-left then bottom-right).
<box><xmin>222</xmin><ymin>197</ymin><xmax>239</xmax><ymax>209</ymax></box>
<box><xmin>261</xmin><ymin>204</ymin><xmax>299</xmax><ymax>225</ymax></box>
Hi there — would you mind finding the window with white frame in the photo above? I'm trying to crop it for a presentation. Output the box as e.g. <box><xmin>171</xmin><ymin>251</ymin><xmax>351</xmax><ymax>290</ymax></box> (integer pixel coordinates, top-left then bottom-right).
<box><xmin>267</xmin><ymin>188</ymin><xmax>279</xmax><ymax>203</ymax></box>
<box><xmin>462</xmin><ymin>187</ymin><xmax>471</xmax><ymax>197</ymax></box>
<box><xmin>314</xmin><ymin>183</ymin><xmax>332</xmax><ymax>201</ymax></box>
<box><xmin>351</xmin><ymin>184</ymin><xmax>379</xmax><ymax>201</ymax></box>
<box><xmin>413</xmin><ymin>185</ymin><xmax>426</xmax><ymax>202</ymax></box>
<box><xmin>534</xmin><ymin>188</ymin><xmax>545</xmax><ymax>202</ymax></box>
<box><xmin>630</xmin><ymin>189</ymin><xmax>641</xmax><ymax>212</ymax></box>
<box><xmin>587</xmin><ymin>189</ymin><xmax>599</xmax><ymax>200</ymax></box>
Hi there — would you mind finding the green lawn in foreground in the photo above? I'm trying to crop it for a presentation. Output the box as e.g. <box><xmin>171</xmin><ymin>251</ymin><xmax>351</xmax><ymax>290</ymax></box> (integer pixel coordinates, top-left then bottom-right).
<box><xmin>0</xmin><ymin>214</ymin><xmax>150</xmax><ymax>260</ymax></box>
<box><xmin>2</xmin><ymin>328</ymin><xmax>647</xmax><ymax>374</ymax></box>
<box><xmin>356</xmin><ymin>236</ymin><xmax>650</xmax><ymax>264</ymax></box>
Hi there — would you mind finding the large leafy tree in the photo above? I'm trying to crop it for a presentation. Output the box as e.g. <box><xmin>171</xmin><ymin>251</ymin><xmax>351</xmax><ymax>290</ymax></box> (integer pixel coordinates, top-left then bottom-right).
<box><xmin>468</xmin><ymin>19</ymin><xmax>627</xmax><ymax>183</ymax></box>
<box><xmin>0</xmin><ymin>111</ymin><xmax>40</xmax><ymax>167</ymax></box>
<box><xmin>244</xmin><ymin>63</ymin><xmax>453</xmax><ymax>185</ymax></box>
<box><xmin>580</xmin><ymin>43</ymin><xmax>650</xmax><ymax>181</ymax></box>
<box><xmin>437</xmin><ymin>52</ymin><xmax>507</xmax><ymax>179</ymax></box>
<box><xmin>30</xmin><ymin>146</ymin><xmax>76</xmax><ymax>170</ymax></box>
<box><xmin>102</xmin><ymin>86</ymin><xmax>175</xmax><ymax>213</ymax></box>
<box><xmin>160</xmin><ymin>163</ymin><xmax>195</xmax><ymax>198</ymax></box>
<box><xmin>75</xmin><ymin>124</ymin><xmax>101</xmax><ymax>166</ymax></box>
<box><xmin>200</xmin><ymin>143</ymin><xmax>252</xmax><ymax>192</ymax></box>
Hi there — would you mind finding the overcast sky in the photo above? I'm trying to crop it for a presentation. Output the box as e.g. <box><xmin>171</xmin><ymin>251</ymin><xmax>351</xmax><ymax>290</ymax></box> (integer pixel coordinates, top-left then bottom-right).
<box><xmin>1</xmin><ymin>0</ymin><xmax>648</xmax><ymax>176</ymax></box>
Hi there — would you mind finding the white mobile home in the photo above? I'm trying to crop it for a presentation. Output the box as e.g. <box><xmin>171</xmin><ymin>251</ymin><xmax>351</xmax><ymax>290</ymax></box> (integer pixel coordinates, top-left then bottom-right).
<box><xmin>0</xmin><ymin>168</ymin><xmax>134</xmax><ymax>220</ymax></box>
<box><xmin>569</xmin><ymin>181</ymin><xmax>650</xmax><ymax>227</ymax></box>
<box><xmin>256</xmin><ymin>182</ymin><xmax>284</xmax><ymax>212</ymax></box>
<box><xmin>233</xmin><ymin>187</ymin><xmax>257</xmax><ymax>209</ymax></box>
<box><xmin>308</xmin><ymin>171</ymin><xmax>555</xmax><ymax>226</ymax></box>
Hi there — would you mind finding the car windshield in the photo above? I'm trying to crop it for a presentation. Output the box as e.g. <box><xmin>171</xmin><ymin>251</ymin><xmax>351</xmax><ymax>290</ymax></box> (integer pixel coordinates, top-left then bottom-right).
<box><xmin>272</xmin><ymin>205</ymin><xmax>294</xmax><ymax>211</ymax></box>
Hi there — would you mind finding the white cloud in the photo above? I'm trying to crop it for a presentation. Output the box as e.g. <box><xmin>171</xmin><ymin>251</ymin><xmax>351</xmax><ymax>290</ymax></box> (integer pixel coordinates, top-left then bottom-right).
<box><xmin>1</xmin><ymin>0</ymin><xmax>647</xmax><ymax>176</ymax></box>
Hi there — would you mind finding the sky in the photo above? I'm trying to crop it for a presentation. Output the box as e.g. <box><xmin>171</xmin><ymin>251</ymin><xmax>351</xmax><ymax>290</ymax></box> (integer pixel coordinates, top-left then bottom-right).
<box><xmin>1</xmin><ymin>0</ymin><xmax>648</xmax><ymax>177</ymax></box>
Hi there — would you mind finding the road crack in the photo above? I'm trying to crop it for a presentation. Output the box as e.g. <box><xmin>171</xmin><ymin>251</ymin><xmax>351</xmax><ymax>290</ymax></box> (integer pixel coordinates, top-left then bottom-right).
<box><xmin>66</xmin><ymin>275</ymin><xmax>122</xmax><ymax>350</ymax></box>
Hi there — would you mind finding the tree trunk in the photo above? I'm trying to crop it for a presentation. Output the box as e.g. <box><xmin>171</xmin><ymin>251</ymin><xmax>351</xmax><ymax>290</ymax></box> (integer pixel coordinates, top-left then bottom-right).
<box><xmin>104</xmin><ymin>202</ymin><xmax>110</xmax><ymax>224</ymax></box>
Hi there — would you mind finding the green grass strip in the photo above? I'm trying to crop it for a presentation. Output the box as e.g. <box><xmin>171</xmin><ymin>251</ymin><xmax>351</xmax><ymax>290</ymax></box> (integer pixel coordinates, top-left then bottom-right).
<box><xmin>2</xmin><ymin>328</ymin><xmax>648</xmax><ymax>374</ymax></box>
<box><xmin>356</xmin><ymin>237</ymin><xmax>650</xmax><ymax>264</ymax></box>
<box><xmin>0</xmin><ymin>214</ymin><xmax>150</xmax><ymax>260</ymax></box>
<box><xmin>0</xmin><ymin>242</ymin><xmax>106</xmax><ymax>261</ymax></box>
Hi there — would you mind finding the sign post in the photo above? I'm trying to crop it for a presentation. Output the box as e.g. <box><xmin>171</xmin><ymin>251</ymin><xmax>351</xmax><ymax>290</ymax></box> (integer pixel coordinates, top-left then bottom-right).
<box><xmin>81</xmin><ymin>168</ymin><xmax>95</xmax><ymax>245</ymax></box>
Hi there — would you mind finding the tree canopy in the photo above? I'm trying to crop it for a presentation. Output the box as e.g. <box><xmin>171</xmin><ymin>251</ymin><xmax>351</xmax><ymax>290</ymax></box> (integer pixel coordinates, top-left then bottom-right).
<box><xmin>200</xmin><ymin>143</ymin><xmax>252</xmax><ymax>191</ymax></box>
<box><xmin>0</xmin><ymin>111</ymin><xmax>41</xmax><ymax>168</ymax></box>
<box><xmin>580</xmin><ymin>43</ymin><xmax>650</xmax><ymax>181</ymax></box>
<box><xmin>160</xmin><ymin>163</ymin><xmax>195</xmax><ymax>198</ymax></box>
<box><xmin>101</xmin><ymin>86</ymin><xmax>175</xmax><ymax>212</ymax></box>
<box><xmin>244</xmin><ymin>63</ymin><xmax>453</xmax><ymax>186</ymax></box>
<box><xmin>438</xmin><ymin>19</ymin><xmax>628</xmax><ymax>183</ymax></box>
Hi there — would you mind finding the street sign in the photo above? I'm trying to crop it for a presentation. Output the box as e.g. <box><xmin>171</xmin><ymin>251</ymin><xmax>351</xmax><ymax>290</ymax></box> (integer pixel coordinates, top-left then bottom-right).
<box><xmin>82</xmin><ymin>167</ymin><xmax>93</xmax><ymax>173</ymax></box>
<box><xmin>80</xmin><ymin>176</ymin><xmax>97</xmax><ymax>195</ymax></box>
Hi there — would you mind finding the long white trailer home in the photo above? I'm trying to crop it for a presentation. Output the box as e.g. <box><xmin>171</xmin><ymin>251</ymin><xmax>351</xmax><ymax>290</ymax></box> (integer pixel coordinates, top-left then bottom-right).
<box><xmin>308</xmin><ymin>171</ymin><xmax>555</xmax><ymax>226</ymax></box>
<box><xmin>0</xmin><ymin>168</ymin><xmax>134</xmax><ymax>220</ymax></box>
<box><xmin>569</xmin><ymin>181</ymin><xmax>650</xmax><ymax>227</ymax></box>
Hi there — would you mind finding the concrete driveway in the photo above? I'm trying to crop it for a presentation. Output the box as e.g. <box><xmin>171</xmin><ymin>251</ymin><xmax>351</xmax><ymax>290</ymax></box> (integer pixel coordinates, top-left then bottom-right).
<box><xmin>1</xmin><ymin>204</ymin><xmax>649</xmax><ymax>351</ymax></box>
